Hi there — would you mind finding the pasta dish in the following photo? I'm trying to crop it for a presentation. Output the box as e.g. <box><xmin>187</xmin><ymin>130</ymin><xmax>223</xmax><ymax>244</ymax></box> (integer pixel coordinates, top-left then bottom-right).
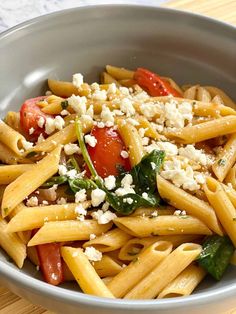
<box><xmin>0</xmin><ymin>65</ymin><xmax>236</xmax><ymax>299</ymax></box>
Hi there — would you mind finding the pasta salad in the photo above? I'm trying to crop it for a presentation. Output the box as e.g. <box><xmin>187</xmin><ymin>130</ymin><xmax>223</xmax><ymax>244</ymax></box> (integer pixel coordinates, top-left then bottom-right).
<box><xmin>0</xmin><ymin>65</ymin><xmax>236</xmax><ymax>299</ymax></box>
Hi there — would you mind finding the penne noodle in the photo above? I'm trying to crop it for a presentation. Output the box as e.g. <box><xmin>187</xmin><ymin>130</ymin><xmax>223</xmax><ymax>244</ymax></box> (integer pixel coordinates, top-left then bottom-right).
<box><xmin>0</xmin><ymin>142</ymin><xmax>30</xmax><ymax>165</ymax></box>
<box><xmin>114</xmin><ymin>216</ymin><xmax>212</xmax><ymax>238</ymax></box>
<box><xmin>118</xmin><ymin>235</ymin><xmax>202</xmax><ymax>261</ymax></box>
<box><xmin>0</xmin><ymin>120</ymin><xmax>26</xmax><ymax>155</ymax></box>
<box><xmin>135</xmin><ymin>115</ymin><xmax>160</xmax><ymax>140</ymax></box>
<box><xmin>166</xmin><ymin>116</ymin><xmax>236</xmax><ymax>144</ymax></box>
<box><xmin>28</xmin><ymin>220</ymin><xmax>113</xmax><ymax>246</ymax></box>
<box><xmin>212</xmin><ymin>134</ymin><xmax>236</xmax><ymax>182</ymax></box>
<box><xmin>107</xmin><ymin>241</ymin><xmax>173</xmax><ymax>297</ymax></box>
<box><xmin>131</xmin><ymin>207</ymin><xmax>175</xmax><ymax>217</ymax></box>
<box><xmin>158</xmin><ymin>264</ymin><xmax>206</xmax><ymax>298</ymax></box>
<box><xmin>6</xmin><ymin>201</ymin><xmax>91</xmax><ymax>232</ymax></box>
<box><xmin>204</xmin><ymin>86</ymin><xmax>236</xmax><ymax>109</ymax></box>
<box><xmin>101</xmin><ymin>72</ymin><xmax>121</xmax><ymax>86</ymax></box>
<box><xmin>204</xmin><ymin>177</ymin><xmax>236</xmax><ymax>246</ymax></box>
<box><xmin>156</xmin><ymin>175</ymin><xmax>223</xmax><ymax>235</ymax></box>
<box><xmin>61</xmin><ymin>247</ymin><xmax>114</xmax><ymax>298</ymax></box>
<box><xmin>83</xmin><ymin>228</ymin><xmax>132</xmax><ymax>252</ymax></box>
<box><xmin>33</xmin><ymin>117</ymin><xmax>93</xmax><ymax>153</ymax></box>
<box><xmin>125</xmin><ymin>243</ymin><xmax>202</xmax><ymax>299</ymax></box>
<box><xmin>161</xmin><ymin>77</ymin><xmax>183</xmax><ymax>96</ymax></box>
<box><xmin>93</xmin><ymin>255</ymin><xmax>123</xmax><ymax>278</ymax></box>
<box><xmin>183</xmin><ymin>85</ymin><xmax>198</xmax><ymax>99</ymax></box>
<box><xmin>1</xmin><ymin>146</ymin><xmax>61</xmax><ymax>217</ymax></box>
<box><xmin>0</xmin><ymin>164</ymin><xmax>35</xmax><ymax>185</ymax></box>
<box><xmin>116</xmin><ymin>119</ymin><xmax>144</xmax><ymax>166</ymax></box>
<box><xmin>48</xmin><ymin>79</ymin><xmax>79</xmax><ymax>97</ymax></box>
<box><xmin>106</xmin><ymin>65</ymin><xmax>134</xmax><ymax>80</ymax></box>
<box><xmin>221</xmin><ymin>183</ymin><xmax>236</xmax><ymax>208</ymax></box>
<box><xmin>196</xmin><ymin>86</ymin><xmax>211</xmax><ymax>102</ymax></box>
<box><xmin>4</xmin><ymin>111</ymin><xmax>22</xmax><ymax>133</ymax></box>
<box><xmin>225</xmin><ymin>163</ymin><xmax>236</xmax><ymax>189</ymax></box>
<box><xmin>0</xmin><ymin>219</ymin><xmax>26</xmax><ymax>268</ymax></box>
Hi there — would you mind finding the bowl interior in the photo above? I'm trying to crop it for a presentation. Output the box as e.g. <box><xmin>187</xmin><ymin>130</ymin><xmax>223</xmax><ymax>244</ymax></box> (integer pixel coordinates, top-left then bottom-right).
<box><xmin>0</xmin><ymin>4</ymin><xmax>236</xmax><ymax>308</ymax></box>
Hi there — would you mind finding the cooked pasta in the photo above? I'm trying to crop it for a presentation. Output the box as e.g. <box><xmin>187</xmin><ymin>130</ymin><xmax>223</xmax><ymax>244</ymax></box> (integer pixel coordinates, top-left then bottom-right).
<box><xmin>0</xmin><ymin>65</ymin><xmax>235</xmax><ymax>299</ymax></box>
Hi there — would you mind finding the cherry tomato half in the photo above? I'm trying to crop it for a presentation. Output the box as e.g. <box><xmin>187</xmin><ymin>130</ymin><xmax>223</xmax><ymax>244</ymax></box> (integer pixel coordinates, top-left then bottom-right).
<box><xmin>87</xmin><ymin>126</ymin><xmax>131</xmax><ymax>178</ymax></box>
<box><xmin>20</xmin><ymin>96</ymin><xmax>51</xmax><ymax>141</ymax></box>
<box><xmin>134</xmin><ymin>68</ymin><xmax>182</xmax><ymax>97</ymax></box>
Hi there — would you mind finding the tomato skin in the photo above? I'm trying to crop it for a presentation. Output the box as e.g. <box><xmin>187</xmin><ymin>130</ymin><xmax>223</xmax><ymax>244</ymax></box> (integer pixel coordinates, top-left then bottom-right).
<box><xmin>87</xmin><ymin>126</ymin><xmax>131</xmax><ymax>178</ymax></box>
<box><xmin>134</xmin><ymin>68</ymin><xmax>182</xmax><ymax>97</ymax></box>
<box><xmin>36</xmin><ymin>242</ymin><xmax>63</xmax><ymax>286</ymax></box>
<box><xmin>20</xmin><ymin>96</ymin><xmax>51</xmax><ymax>141</ymax></box>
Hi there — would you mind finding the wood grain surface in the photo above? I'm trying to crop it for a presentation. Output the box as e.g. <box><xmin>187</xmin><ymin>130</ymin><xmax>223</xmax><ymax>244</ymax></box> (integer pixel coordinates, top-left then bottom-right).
<box><xmin>0</xmin><ymin>0</ymin><xmax>235</xmax><ymax>313</ymax></box>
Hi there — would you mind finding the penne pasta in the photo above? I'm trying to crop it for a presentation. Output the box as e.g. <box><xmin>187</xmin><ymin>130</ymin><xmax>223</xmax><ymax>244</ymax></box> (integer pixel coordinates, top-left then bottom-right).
<box><xmin>114</xmin><ymin>216</ymin><xmax>212</xmax><ymax>237</ymax></box>
<box><xmin>0</xmin><ymin>164</ymin><xmax>35</xmax><ymax>185</ymax></box>
<box><xmin>28</xmin><ymin>220</ymin><xmax>113</xmax><ymax>246</ymax></box>
<box><xmin>6</xmin><ymin>201</ymin><xmax>91</xmax><ymax>232</ymax></box>
<box><xmin>101</xmin><ymin>72</ymin><xmax>121</xmax><ymax>86</ymax></box>
<box><xmin>107</xmin><ymin>241</ymin><xmax>173</xmax><ymax>297</ymax></box>
<box><xmin>204</xmin><ymin>177</ymin><xmax>236</xmax><ymax>246</ymax></box>
<box><xmin>61</xmin><ymin>247</ymin><xmax>114</xmax><ymax>298</ymax></box>
<box><xmin>83</xmin><ymin>228</ymin><xmax>132</xmax><ymax>252</ymax></box>
<box><xmin>106</xmin><ymin>65</ymin><xmax>134</xmax><ymax>80</ymax></box>
<box><xmin>48</xmin><ymin>79</ymin><xmax>79</xmax><ymax>97</ymax></box>
<box><xmin>225</xmin><ymin>163</ymin><xmax>236</xmax><ymax>189</ymax></box>
<box><xmin>156</xmin><ymin>175</ymin><xmax>223</xmax><ymax>235</ymax></box>
<box><xmin>93</xmin><ymin>255</ymin><xmax>123</xmax><ymax>278</ymax></box>
<box><xmin>203</xmin><ymin>86</ymin><xmax>236</xmax><ymax>108</ymax></box>
<box><xmin>158</xmin><ymin>264</ymin><xmax>206</xmax><ymax>298</ymax></box>
<box><xmin>0</xmin><ymin>219</ymin><xmax>26</xmax><ymax>268</ymax></box>
<box><xmin>125</xmin><ymin>243</ymin><xmax>202</xmax><ymax>299</ymax></box>
<box><xmin>1</xmin><ymin>146</ymin><xmax>61</xmax><ymax>217</ymax></box>
<box><xmin>212</xmin><ymin>134</ymin><xmax>236</xmax><ymax>182</ymax></box>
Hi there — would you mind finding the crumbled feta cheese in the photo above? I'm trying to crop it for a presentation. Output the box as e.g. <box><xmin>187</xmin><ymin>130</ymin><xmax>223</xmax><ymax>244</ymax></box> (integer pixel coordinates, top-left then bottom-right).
<box><xmin>72</xmin><ymin>73</ymin><xmax>84</xmax><ymax>88</ymax></box>
<box><xmin>104</xmin><ymin>175</ymin><xmax>116</xmax><ymax>190</ymax></box>
<box><xmin>21</xmin><ymin>139</ymin><xmax>34</xmax><ymax>150</ymax></box>
<box><xmin>97</xmin><ymin>121</ymin><xmax>105</xmax><ymax>128</ymax></box>
<box><xmin>125</xmin><ymin>197</ymin><xmax>134</xmax><ymax>205</ymax></box>
<box><xmin>119</xmin><ymin>87</ymin><xmax>130</xmax><ymax>96</ymax></box>
<box><xmin>29</xmin><ymin>127</ymin><xmax>35</xmax><ymax>135</ymax></box>
<box><xmin>26</xmin><ymin>196</ymin><xmax>38</xmax><ymax>207</ymax></box>
<box><xmin>91</xmin><ymin>82</ymin><xmax>100</xmax><ymax>91</ymax></box>
<box><xmin>45</xmin><ymin>90</ymin><xmax>52</xmax><ymax>96</ymax></box>
<box><xmin>164</xmin><ymin>100</ymin><xmax>193</xmax><ymax>129</ymax></box>
<box><xmin>126</xmin><ymin>118</ymin><xmax>139</xmax><ymax>126</ymax></box>
<box><xmin>91</xmin><ymin>189</ymin><xmax>106</xmax><ymax>207</ymax></box>
<box><xmin>58</xmin><ymin>164</ymin><xmax>67</xmax><ymax>176</ymax></box>
<box><xmin>64</xmin><ymin>143</ymin><xmax>81</xmax><ymax>155</ymax></box>
<box><xmin>121</xmin><ymin>174</ymin><xmax>133</xmax><ymax>187</ymax></box>
<box><xmin>89</xmin><ymin>233</ymin><xmax>96</xmax><ymax>240</ymax></box>
<box><xmin>84</xmin><ymin>134</ymin><xmax>97</xmax><ymax>147</ymax></box>
<box><xmin>92</xmin><ymin>89</ymin><xmax>107</xmax><ymax>101</ymax></box>
<box><xmin>138</xmin><ymin>128</ymin><xmax>146</xmax><ymax>138</ymax></box>
<box><xmin>107</xmin><ymin>83</ymin><xmax>117</xmax><ymax>94</ymax></box>
<box><xmin>120</xmin><ymin>98</ymin><xmax>135</xmax><ymax>117</ymax></box>
<box><xmin>60</xmin><ymin>109</ymin><xmax>70</xmax><ymax>116</ymax></box>
<box><xmin>75</xmin><ymin>189</ymin><xmax>87</xmax><ymax>203</ymax></box>
<box><xmin>45</xmin><ymin>117</ymin><xmax>55</xmax><ymax>135</ymax></box>
<box><xmin>151</xmin><ymin>210</ymin><xmax>158</xmax><ymax>217</ymax></box>
<box><xmin>150</xmin><ymin>142</ymin><xmax>178</xmax><ymax>156</ymax></box>
<box><xmin>142</xmin><ymin>192</ymin><xmax>149</xmax><ymax>200</ymax></box>
<box><xmin>42</xmin><ymin>200</ymin><xmax>49</xmax><ymax>205</ymax></box>
<box><xmin>102</xmin><ymin>202</ymin><xmax>110</xmax><ymax>211</ymax></box>
<box><xmin>54</xmin><ymin>116</ymin><xmax>65</xmax><ymax>130</ymax></box>
<box><xmin>66</xmin><ymin>169</ymin><xmax>78</xmax><ymax>180</ymax></box>
<box><xmin>142</xmin><ymin>137</ymin><xmax>149</xmax><ymax>146</ymax></box>
<box><xmin>115</xmin><ymin>186</ymin><xmax>135</xmax><ymax>196</ymax></box>
<box><xmin>86</xmin><ymin>105</ymin><xmax>94</xmax><ymax>119</ymax></box>
<box><xmin>57</xmin><ymin>197</ymin><xmax>67</xmax><ymax>205</ymax></box>
<box><xmin>91</xmin><ymin>209</ymin><xmax>117</xmax><ymax>224</ymax></box>
<box><xmin>101</xmin><ymin>105</ymin><xmax>114</xmax><ymax>126</ymax></box>
<box><xmin>121</xmin><ymin>150</ymin><xmax>129</xmax><ymax>159</ymax></box>
<box><xmin>84</xmin><ymin>246</ymin><xmax>102</xmax><ymax>261</ymax></box>
<box><xmin>37</xmin><ymin>133</ymin><xmax>45</xmax><ymax>144</ymax></box>
<box><xmin>37</xmin><ymin>116</ymin><xmax>45</xmax><ymax>128</ymax></box>
<box><xmin>67</xmin><ymin>94</ymin><xmax>87</xmax><ymax>116</ymax></box>
<box><xmin>179</xmin><ymin>145</ymin><xmax>207</xmax><ymax>166</ymax></box>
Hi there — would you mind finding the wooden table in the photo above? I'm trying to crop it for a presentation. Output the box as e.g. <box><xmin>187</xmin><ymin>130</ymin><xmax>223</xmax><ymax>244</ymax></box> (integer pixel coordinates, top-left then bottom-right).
<box><xmin>0</xmin><ymin>0</ymin><xmax>236</xmax><ymax>313</ymax></box>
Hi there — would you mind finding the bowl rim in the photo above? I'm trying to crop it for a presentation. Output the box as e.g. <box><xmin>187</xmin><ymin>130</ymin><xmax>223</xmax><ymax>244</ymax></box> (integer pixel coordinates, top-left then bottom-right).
<box><xmin>0</xmin><ymin>3</ymin><xmax>236</xmax><ymax>310</ymax></box>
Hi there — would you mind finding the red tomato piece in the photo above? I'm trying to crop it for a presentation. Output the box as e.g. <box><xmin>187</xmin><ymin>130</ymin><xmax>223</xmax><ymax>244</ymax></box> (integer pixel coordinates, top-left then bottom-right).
<box><xmin>20</xmin><ymin>96</ymin><xmax>52</xmax><ymax>141</ymax></box>
<box><xmin>87</xmin><ymin>126</ymin><xmax>131</xmax><ymax>178</ymax></box>
<box><xmin>134</xmin><ymin>68</ymin><xmax>182</xmax><ymax>97</ymax></box>
<box><xmin>36</xmin><ymin>242</ymin><xmax>63</xmax><ymax>286</ymax></box>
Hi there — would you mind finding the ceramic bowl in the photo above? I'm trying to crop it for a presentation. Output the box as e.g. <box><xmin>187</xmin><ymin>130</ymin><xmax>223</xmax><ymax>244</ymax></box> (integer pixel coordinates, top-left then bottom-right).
<box><xmin>0</xmin><ymin>4</ymin><xmax>236</xmax><ymax>314</ymax></box>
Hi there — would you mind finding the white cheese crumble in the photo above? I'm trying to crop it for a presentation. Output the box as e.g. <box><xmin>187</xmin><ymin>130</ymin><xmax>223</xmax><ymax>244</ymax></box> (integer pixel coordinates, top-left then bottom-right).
<box><xmin>115</xmin><ymin>174</ymin><xmax>135</xmax><ymax>196</ymax></box>
<box><xmin>84</xmin><ymin>134</ymin><xmax>97</xmax><ymax>147</ymax></box>
<box><xmin>89</xmin><ymin>233</ymin><xmax>96</xmax><ymax>240</ymax></box>
<box><xmin>64</xmin><ymin>143</ymin><xmax>81</xmax><ymax>155</ymax></box>
<box><xmin>145</xmin><ymin>141</ymin><xmax>178</xmax><ymax>156</ymax></box>
<box><xmin>100</xmin><ymin>105</ymin><xmax>114</xmax><ymax>126</ymax></box>
<box><xmin>92</xmin><ymin>89</ymin><xmax>107</xmax><ymax>101</ymax></box>
<box><xmin>91</xmin><ymin>209</ymin><xmax>117</xmax><ymax>224</ymax></box>
<box><xmin>58</xmin><ymin>164</ymin><xmax>67</xmax><ymax>176</ymax></box>
<box><xmin>75</xmin><ymin>189</ymin><xmax>87</xmax><ymax>203</ymax></box>
<box><xmin>120</xmin><ymin>98</ymin><xmax>135</xmax><ymax>117</ymax></box>
<box><xmin>37</xmin><ymin>116</ymin><xmax>45</xmax><ymax>128</ymax></box>
<box><xmin>57</xmin><ymin>197</ymin><xmax>67</xmax><ymax>205</ymax></box>
<box><xmin>67</xmin><ymin>95</ymin><xmax>87</xmax><ymax>115</ymax></box>
<box><xmin>84</xmin><ymin>246</ymin><xmax>102</xmax><ymax>262</ymax></box>
<box><xmin>44</xmin><ymin>116</ymin><xmax>65</xmax><ymax>135</ymax></box>
<box><xmin>26</xmin><ymin>196</ymin><xmax>38</xmax><ymax>207</ymax></box>
<box><xmin>37</xmin><ymin>133</ymin><xmax>45</xmax><ymax>144</ymax></box>
<box><xmin>72</xmin><ymin>73</ymin><xmax>84</xmax><ymax>88</ymax></box>
<box><xmin>21</xmin><ymin>139</ymin><xmax>34</xmax><ymax>150</ymax></box>
<box><xmin>29</xmin><ymin>127</ymin><xmax>35</xmax><ymax>135</ymax></box>
<box><xmin>178</xmin><ymin>145</ymin><xmax>207</xmax><ymax>166</ymax></box>
<box><xmin>91</xmin><ymin>188</ymin><xmax>106</xmax><ymax>207</ymax></box>
<box><xmin>107</xmin><ymin>83</ymin><xmax>117</xmax><ymax>94</ymax></box>
<box><xmin>120</xmin><ymin>150</ymin><xmax>129</xmax><ymax>159</ymax></box>
<box><xmin>104</xmin><ymin>175</ymin><xmax>116</xmax><ymax>190</ymax></box>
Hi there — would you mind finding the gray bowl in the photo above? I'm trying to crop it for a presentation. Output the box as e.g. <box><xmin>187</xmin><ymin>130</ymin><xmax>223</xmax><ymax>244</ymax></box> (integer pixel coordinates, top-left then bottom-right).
<box><xmin>0</xmin><ymin>4</ymin><xmax>236</xmax><ymax>314</ymax></box>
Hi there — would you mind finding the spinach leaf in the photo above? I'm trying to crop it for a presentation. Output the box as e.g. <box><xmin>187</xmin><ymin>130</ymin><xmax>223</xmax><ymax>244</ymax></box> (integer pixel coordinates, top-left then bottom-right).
<box><xmin>130</xmin><ymin>150</ymin><xmax>165</xmax><ymax>194</ymax></box>
<box><xmin>42</xmin><ymin>175</ymin><xmax>68</xmax><ymax>187</ymax></box>
<box><xmin>198</xmin><ymin>235</ymin><xmax>234</xmax><ymax>280</ymax></box>
<box><xmin>105</xmin><ymin>191</ymin><xmax>160</xmax><ymax>215</ymax></box>
<box><xmin>68</xmin><ymin>178</ymin><xmax>98</xmax><ymax>193</ymax></box>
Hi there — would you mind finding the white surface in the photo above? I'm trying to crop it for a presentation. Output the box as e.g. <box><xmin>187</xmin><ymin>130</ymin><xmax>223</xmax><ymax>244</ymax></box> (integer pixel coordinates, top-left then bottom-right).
<box><xmin>0</xmin><ymin>0</ymin><xmax>167</xmax><ymax>33</ymax></box>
